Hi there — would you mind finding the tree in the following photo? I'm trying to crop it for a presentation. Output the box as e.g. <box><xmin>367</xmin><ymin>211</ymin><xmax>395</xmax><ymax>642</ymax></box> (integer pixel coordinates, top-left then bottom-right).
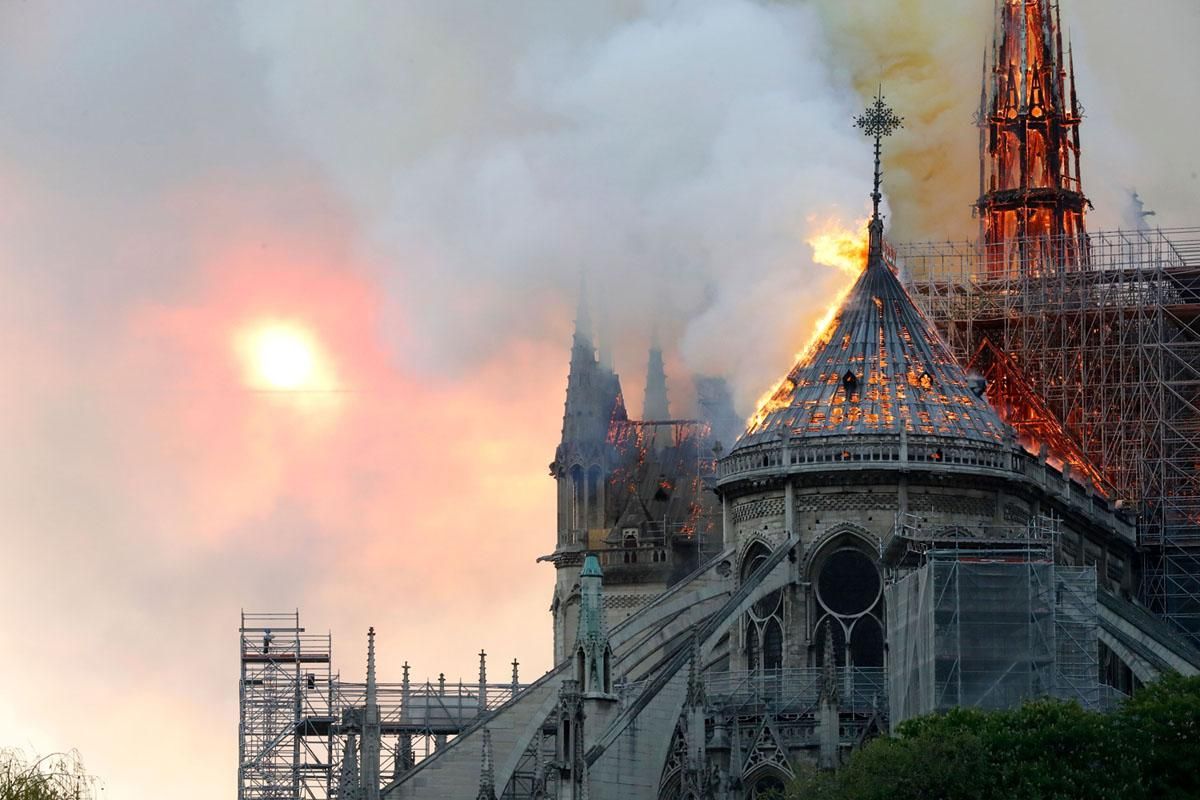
<box><xmin>0</xmin><ymin>749</ymin><xmax>99</xmax><ymax>800</ymax></box>
<box><xmin>780</xmin><ymin>676</ymin><xmax>1200</xmax><ymax>800</ymax></box>
<box><xmin>1118</xmin><ymin>673</ymin><xmax>1200</xmax><ymax>800</ymax></box>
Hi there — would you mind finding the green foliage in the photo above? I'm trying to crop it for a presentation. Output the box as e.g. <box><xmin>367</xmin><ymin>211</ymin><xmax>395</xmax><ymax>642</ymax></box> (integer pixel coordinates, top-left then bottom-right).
<box><xmin>1119</xmin><ymin>673</ymin><xmax>1200</xmax><ymax>800</ymax></box>
<box><xmin>782</xmin><ymin>674</ymin><xmax>1200</xmax><ymax>800</ymax></box>
<box><xmin>0</xmin><ymin>750</ymin><xmax>98</xmax><ymax>800</ymax></box>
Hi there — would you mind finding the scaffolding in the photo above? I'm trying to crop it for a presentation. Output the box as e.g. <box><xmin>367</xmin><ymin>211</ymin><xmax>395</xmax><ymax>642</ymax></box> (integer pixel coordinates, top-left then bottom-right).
<box><xmin>900</xmin><ymin>226</ymin><xmax>1200</xmax><ymax>639</ymax></box>
<box><xmin>238</xmin><ymin>611</ymin><xmax>334</xmax><ymax>800</ymax></box>
<box><xmin>238</xmin><ymin>611</ymin><xmax>532</xmax><ymax>800</ymax></box>
<box><xmin>886</xmin><ymin>544</ymin><xmax>1100</xmax><ymax>727</ymax></box>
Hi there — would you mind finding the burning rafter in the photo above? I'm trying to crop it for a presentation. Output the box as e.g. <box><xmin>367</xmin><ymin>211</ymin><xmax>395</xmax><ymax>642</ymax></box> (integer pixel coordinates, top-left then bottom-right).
<box><xmin>968</xmin><ymin>338</ymin><xmax>1112</xmax><ymax>495</ymax></box>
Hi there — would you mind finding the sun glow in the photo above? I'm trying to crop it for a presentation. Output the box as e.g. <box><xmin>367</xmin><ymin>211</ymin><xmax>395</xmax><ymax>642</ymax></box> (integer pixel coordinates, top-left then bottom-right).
<box><xmin>237</xmin><ymin>322</ymin><xmax>330</xmax><ymax>392</ymax></box>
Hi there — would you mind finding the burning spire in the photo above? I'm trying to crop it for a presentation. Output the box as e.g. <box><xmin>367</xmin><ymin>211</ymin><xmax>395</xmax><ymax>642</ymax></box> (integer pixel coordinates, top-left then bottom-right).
<box><xmin>740</xmin><ymin>93</ymin><xmax>1008</xmax><ymax>450</ymax></box>
<box><xmin>978</xmin><ymin>0</ymin><xmax>1088</xmax><ymax>275</ymax></box>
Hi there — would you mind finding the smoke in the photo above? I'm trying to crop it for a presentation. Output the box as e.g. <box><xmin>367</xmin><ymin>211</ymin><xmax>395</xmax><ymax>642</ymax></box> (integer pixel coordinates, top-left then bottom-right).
<box><xmin>239</xmin><ymin>0</ymin><xmax>1200</xmax><ymax>415</ymax></box>
<box><xmin>237</xmin><ymin>0</ymin><xmax>879</xmax><ymax>412</ymax></box>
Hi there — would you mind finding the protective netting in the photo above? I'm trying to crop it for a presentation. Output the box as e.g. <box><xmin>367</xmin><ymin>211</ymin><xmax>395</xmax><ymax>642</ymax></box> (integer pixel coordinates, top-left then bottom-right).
<box><xmin>887</xmin><ymin>552</ymin><xmax>1099</xmax><ymax>727</ymax></box>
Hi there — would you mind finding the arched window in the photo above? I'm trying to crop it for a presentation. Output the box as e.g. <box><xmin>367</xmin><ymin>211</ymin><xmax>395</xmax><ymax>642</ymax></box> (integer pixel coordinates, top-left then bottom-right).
<box><xmin>742</xmin><ymin>542</ymin><xmax>784</xmax><ymax>673</ymax></box>
<box><xmin>812</xmin><ymin>542</ymin><xmax>885</xmax><ymax>669</ymax></box>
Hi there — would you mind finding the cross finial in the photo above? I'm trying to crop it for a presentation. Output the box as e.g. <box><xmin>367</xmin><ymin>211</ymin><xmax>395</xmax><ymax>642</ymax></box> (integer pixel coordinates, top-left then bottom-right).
<box><xmin>854</xmin><ymin>87</ymin><xmax>904</xmax><ymax>224</ymax></box>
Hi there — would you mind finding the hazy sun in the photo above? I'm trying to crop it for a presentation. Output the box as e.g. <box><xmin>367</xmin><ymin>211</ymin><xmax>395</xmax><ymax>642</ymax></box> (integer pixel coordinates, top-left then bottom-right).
<box><xmin>237</xmin><ymin>322</ymin><xmax>327</xmax><ymax>391</ymax></box>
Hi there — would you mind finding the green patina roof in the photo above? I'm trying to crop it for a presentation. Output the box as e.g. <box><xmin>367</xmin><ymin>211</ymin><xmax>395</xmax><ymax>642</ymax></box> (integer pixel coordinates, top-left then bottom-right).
<box><xmin>580</xmin><ymin>554</ymin><xmax>603</xmax><ymax>578</ymax></box>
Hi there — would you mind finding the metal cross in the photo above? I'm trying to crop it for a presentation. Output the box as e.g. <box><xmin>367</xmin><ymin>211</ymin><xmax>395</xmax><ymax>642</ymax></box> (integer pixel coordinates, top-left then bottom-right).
<box><xmin>855</xmin><ymin>88</ymin><xmax>904</xmax><ymax>222</ymax></box>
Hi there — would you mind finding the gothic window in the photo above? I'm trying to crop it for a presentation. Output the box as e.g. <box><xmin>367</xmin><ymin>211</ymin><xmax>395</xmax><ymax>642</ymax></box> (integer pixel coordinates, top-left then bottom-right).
<box><xmin>742</xmin><ymin>543</ymin><xmax>785</xmax><ymax>673</ymax></box>
<box><xmin>812</xmin><ymin>544</ymin><xmax>884</xmax><ymax>669</ymax></box>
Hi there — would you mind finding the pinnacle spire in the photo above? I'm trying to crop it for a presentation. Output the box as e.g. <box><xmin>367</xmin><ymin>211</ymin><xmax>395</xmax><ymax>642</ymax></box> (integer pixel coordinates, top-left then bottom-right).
<box><xmin>362</xmin><ymin>627</ymin><xmax>381</xmax><ymax>800</ymax></box>
<box><xmin>366</xmin><ymin>627</ymin><xmax>377</xmax><ymax>708</ymax></box>
<box><xmin>854</xmin><ymin>87</ymin><xmax>903</xmax><ymax>269</ymax></box>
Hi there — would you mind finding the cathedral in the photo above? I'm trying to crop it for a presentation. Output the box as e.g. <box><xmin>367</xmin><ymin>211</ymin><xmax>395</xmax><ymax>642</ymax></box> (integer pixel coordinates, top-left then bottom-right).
<box><xmin>237</xmin><ymin>3</ymin><xmax>1200</xmax><ymax>799</ymax></box>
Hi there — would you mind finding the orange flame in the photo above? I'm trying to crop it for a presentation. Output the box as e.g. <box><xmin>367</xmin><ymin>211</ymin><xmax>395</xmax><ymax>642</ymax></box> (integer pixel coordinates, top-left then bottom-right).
<box><xmin>807</xmin><ymin>216</ymin><xmax>870</xmax><ymax>276</ymax></box>
<box><xmin>745</xmin><ymin>218</ymin><xmax>867</xmax><ymax>433</ymax></box>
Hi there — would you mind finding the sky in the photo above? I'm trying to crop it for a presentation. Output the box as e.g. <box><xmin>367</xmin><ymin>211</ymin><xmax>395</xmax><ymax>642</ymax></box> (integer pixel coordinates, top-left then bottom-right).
<box><xmin>1</xmin><ymin>1</ymin><xmax>1197</xmax><ymax>797</ymax></box>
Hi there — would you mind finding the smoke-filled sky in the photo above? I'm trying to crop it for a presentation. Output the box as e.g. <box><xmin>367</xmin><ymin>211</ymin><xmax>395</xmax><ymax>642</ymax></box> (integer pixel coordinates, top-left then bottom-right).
<box><xmin>1</xmin><ymin>1</ymin><xmax>1197</xmax><ymax>797</ymax></box>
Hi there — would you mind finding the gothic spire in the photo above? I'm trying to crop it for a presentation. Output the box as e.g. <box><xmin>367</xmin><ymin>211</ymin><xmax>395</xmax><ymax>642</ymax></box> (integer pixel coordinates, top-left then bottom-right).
<box><xmin>362</xmin><ymin>627</ymin><xmax>381</xmax><ymax>800</ymax></box>
<box><xmin>575</xmin><ymin>555</ymin><xmax>613</xmax><ymax>698</ymax></box>
<box><xmin>642</xmin><ymin>336</ymin><xmax>670</xmax><ymax>421</ymax></box>
<box><xmin>366</xmin><ymin>626</ymin><xmax>377</xmax><ymax>708</ymax></box>
<box><xmin>978</xmin><ymin>0</ymin><xmax>1088</xmax><ymax>273</ymax></box>
<box><xmin>854</xmin><ymin>87</ymin><xmax>904</xmax><ymax>270</ymax></box>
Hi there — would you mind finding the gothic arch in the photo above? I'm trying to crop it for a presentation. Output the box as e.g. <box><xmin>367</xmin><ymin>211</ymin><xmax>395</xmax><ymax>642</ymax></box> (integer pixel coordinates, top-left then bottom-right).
<box><xmin>738</xmin><ymin>538</ymin><xmax>785</xmax><ymax>672</ymax></box>
<box><xmin>742</xmin><ymin>716</ymin><xmax>793</xmax><ymax>798</ymax></box>
<box><xmin>801</xmin><ymin>524</ymin><xmax>880</xmax><ymax>578</ymax></box>
<box><xmin>657</xmin><ymin>722</ymin><xmax>687</xmax><ymax>800</ymax></box>
<box><xmin>806</xmin><ymin>528</ymin><xmax>885</xmax><ymax>669</ymax></box>
<box><xmin>736</xmin><ymin>534</ymin><xmax>778</xmax><ymax>582</ymax></box>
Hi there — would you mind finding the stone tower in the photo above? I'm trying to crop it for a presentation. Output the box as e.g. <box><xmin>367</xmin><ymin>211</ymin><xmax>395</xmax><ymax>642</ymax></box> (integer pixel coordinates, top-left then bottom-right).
<box><xmin>546</xmin><ymin>291</ymin><xmax>626</xmax><ymax>663</ymax></box>
<box><xmin>544</xmin><ymin>293</ymin><xmax>722</xmax><ymax>665</ymax></box>
<box><xmin>978</xmin><ymin>0</ymin><xmax>1087</xmax><ymax>276</ymax></box>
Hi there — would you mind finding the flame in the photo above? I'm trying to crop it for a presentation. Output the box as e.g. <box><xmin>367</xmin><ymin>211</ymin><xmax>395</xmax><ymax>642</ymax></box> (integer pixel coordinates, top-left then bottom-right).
<box><xmin>744</xmin><ymin>217</ymin><xmax>867</xmax><ymax>433</ymax></box>
<box><xmin>807</xmin><ymin>216</ymin><xmax>870</xmax><ymax>276</ymax></box>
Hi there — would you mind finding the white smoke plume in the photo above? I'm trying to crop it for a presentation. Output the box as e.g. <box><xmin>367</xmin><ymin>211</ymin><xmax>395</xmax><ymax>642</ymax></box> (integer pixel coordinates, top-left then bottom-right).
<box><xmin>239</xmin><ymin>0</ymin><xmax>1200</xmax><ymax>414</ymax></box>
<box><xmin>238</xmin><ymin>0</ymin><xmax>878</xmax><ymax>412</ymax></box>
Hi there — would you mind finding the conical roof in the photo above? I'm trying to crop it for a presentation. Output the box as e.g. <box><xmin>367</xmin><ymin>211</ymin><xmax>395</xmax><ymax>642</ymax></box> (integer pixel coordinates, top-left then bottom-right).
<box><xmin>735</xmin><ymin>224</ymin><xmax>1009</xmax><ymax>451</ymax></box>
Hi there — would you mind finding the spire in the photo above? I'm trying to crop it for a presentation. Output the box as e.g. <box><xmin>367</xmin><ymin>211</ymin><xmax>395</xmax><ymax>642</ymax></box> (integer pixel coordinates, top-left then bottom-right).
<box><xmin>979</xmin><ymin>0</ymin><xmax>1088</xmax><ymax>275</ymax></box>
<box><xmin>476</xmin><ymin>728</ymin><xmax>496</xmax><ymax>800</ymax></box>
<box><xmin>642</xmin><ymin>334</ymin><xmax>670</xmax><ymax>421</ymax></box>
<box><xmin>575</xmin><ymin>555</ymin><xmax>613</xmax><ymax>697</ymax></box>
<box><xmin>559</xmin><ymin>277</ymin><xmax>625</xmax><ymax>450</ymax></box>
<box><xmin>854</xmin><ymin>87</ymin><xmax>904</xmax><ymax>271</ymax></box>
<box><xmin>361</xmin><ymin>628</ymin><xmax>381</xmax><ymax>800</ymax></box>
<box><xmin>366</xmin><ymin>627</ymin><xmax>377</xmax><ymax>708</ymax></box>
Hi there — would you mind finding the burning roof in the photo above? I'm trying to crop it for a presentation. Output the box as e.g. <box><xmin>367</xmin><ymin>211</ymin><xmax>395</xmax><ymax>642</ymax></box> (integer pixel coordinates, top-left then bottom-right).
<box><xmin>736</xmin><ymin>238</ymin><xmax>1009</xmax><ymax>452</ymax></box>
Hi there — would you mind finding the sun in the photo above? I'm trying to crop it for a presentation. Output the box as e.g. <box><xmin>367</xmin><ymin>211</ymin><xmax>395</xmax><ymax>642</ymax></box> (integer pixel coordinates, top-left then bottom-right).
<box><xmin>238</xmin><ymin>322</ymin><xmax>324</xmax><ymax>391</ymax></box>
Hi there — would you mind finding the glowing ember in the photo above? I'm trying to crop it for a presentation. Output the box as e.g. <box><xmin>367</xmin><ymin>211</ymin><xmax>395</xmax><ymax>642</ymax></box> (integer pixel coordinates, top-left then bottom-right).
<box><xmin>237</xmin><ymin>322</ymin><xmax>328</xmax><ymax>392</ymax></box>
